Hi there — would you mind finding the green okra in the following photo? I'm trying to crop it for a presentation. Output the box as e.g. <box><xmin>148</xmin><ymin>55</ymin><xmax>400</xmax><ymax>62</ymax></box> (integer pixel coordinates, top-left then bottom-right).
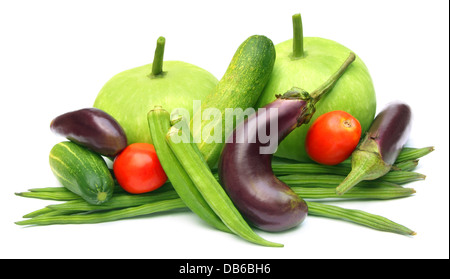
<box><xmin>147</xmin><ymin>107</ymin><xmax>231</xmax><ymax>233</ymax></box>
<box><xmin>166</xmin><ymin>123</ymin><xmax>283</xmax><ymax>247</ymax></box>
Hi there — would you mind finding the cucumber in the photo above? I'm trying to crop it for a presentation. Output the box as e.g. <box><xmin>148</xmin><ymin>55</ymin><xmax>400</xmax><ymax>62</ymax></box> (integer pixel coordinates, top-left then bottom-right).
<box><xmin>191</xmin><ymin>35</ymin><xmax>276</xmax><ymax>168</ymax></box>
<box><xmin>49</xmin><ymin>141</ymin><xmax>114</xmax><ymax>205</ymax></box>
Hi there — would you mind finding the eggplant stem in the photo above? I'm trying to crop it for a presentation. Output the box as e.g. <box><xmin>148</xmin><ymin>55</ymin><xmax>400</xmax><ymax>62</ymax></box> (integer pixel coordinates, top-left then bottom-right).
<box><xmin>335</xmin><ymin>165</ymin><xmax>367</xmax><ymax>196</ymax></box>
<box><xmin>151</xmin><ymin>36</ymin><xmax>166</xmax><ymax>76</ymax></box>
<box><xmin>336</xmin><ymin>149</ymin><xmax>391</xmax><ymax>195</ymax></box>
<box><xmin>310</xmin><ymin>52</ymin><xmax>356</xmax><ymax>102</ymax></box>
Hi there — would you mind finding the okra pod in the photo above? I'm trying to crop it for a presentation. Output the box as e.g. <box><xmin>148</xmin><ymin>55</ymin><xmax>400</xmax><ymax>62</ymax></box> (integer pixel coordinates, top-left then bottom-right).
<box><xmin>166</xmin><ymin>124</ymin><xmax>283</xmax><ymax>247</ymax></box>
<box><xmin>147</xmin><ymin>107</ymin><xmax>231</xmax><ymax>233</ymax></box>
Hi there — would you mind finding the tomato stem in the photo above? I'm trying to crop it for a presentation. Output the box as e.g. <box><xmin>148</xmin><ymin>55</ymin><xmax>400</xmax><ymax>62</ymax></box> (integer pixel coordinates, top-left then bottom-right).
<box><xmin>151</xmin><ymin>36</ymin><xmax>166</xmax><ymax>76</ymax></box>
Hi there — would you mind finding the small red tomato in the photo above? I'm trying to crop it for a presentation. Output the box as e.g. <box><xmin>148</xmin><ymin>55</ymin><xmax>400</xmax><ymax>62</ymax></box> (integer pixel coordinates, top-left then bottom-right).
<box><xmin>305</xmin><ymin>110</ymin><xmax>362</xmax><ymax>165</ymax></box>
<box><xmin>113</xmin><ymin>143</ymin><xmax>167</xmax><ymax>194</ymax></box>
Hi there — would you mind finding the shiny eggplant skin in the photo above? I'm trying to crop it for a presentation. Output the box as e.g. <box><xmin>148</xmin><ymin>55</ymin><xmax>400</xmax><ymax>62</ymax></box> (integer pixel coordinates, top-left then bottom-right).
<box><xmin>218</xmin><ymin>94</ymin><xmax>309</xmax><ymax>232</ymax></box>
<box><xmin>365</xmin><ymin>102</ymin><xmax>412</xmax><ymax>165</ymax></box>
<box><xmin>335</xmin><ymin>102</ymin><xmax>412</xmax><ymax>195</ymax></box>
<box><xmin>218</xmin><ymin>53</ymin><xmax>355</xmax><ymax>231</ymax></box>
<box><xmin>50</xmin><ymin>108</ymin><xmax>127</xmax><ymax>157</ymax></box>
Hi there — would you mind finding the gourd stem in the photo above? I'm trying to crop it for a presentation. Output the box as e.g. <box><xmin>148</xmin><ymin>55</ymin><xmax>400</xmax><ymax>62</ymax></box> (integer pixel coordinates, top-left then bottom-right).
<box><xmin>151</xmin><ymin>36</ymin><xmax>166</xmax><ymax>76</ymax></box>
<box><xmin>292</xmin><ymin>14</ymin><xmax>304</xmax><ymax>58</ymax></box>
<box><xmin>310</xmin><ymin>52</ymin><xmax>356</xmax><ymax>102</ymax></box>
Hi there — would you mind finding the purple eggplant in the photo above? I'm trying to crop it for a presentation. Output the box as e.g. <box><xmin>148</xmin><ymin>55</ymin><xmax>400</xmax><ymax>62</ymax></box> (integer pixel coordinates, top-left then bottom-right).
<box><xmin>335</xmin><ymin>102</ymin><xmax>412</xmax><ymax>195</ymax></box>
<box><xmin>50</xmin><ymin>108</ymin><xmax>127</xmax><ymax>157</ymax></box>
<box><xmin>218</xmin><ymin>52</ymin><xmax>356</xmax><ymax>232</ymax></box>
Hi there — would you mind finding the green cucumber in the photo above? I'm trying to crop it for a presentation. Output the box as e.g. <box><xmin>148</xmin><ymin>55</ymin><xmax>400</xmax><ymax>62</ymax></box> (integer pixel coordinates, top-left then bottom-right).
<box><xmin>49</xmin><ymin>141</ymin><xmax>114</xmax><ymax>205</ymax></box>
<box><xmin>191</xmin><ymin>35</ymin><xmax>276</xmax><ymax>168</ymax></box>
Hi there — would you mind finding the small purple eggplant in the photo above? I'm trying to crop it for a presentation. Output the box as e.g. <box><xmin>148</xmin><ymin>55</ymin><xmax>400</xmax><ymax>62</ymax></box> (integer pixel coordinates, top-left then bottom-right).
<box><xmin>50</xmin><ymin>108</ymin><xmax>127</xmax><ymax>157</ymax></box>
<box><xmin>335</xmin><ymin>102</ymin><xmax>412</xmax><ymax>195</ymax></box>
<box><xmin>218</xmin><ymin>52</ymin><xmax>355</xmax><ymax>232</ymax></box>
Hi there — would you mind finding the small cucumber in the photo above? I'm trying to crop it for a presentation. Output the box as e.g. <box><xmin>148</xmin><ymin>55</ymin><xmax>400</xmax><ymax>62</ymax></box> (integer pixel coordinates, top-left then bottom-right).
<box><xmin>49</xmin><ymin>141</ymin><xmax>114</xmax><ymax>205</ymax></box>
<box><xmin>191</xmin><ymin>35</ymin><xmax>276</xmax><ymax>168</ymax></box>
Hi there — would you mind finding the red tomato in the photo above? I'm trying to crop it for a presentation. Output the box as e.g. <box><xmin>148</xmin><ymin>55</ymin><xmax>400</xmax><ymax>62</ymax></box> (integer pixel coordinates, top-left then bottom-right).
<box><xmin>305</xmin><ymin>110</ymin><xmax>362</xmax><ymax>165</ymax></box>
<box><xmin>113</xmin><ymin>143</ymin><xmax>167</xmax><ymax>194</ymax></box>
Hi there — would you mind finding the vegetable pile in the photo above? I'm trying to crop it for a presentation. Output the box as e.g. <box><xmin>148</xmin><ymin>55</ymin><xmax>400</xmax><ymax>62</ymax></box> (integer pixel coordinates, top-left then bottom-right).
<box><xmin>15</xmin><ymin>13</ymin><xmax>434</xmax><ymax>247</ymax></box>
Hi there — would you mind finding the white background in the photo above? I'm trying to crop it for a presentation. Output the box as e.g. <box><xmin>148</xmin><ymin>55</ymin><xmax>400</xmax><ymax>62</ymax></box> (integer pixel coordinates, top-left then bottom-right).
<box><xmin>1</xmin><ymin>0</ymin><xmax>448</xmax><ymax>259</ymax></box>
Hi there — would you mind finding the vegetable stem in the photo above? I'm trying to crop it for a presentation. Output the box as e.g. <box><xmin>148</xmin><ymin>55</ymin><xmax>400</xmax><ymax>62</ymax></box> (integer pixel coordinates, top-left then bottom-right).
<box><xmin>310</xmin><ymin>52</ymin><xmax>356</xmax><ymax>102</ymax></box>
<box><xmin>336</xmin><ymin>146</ymin><xmax>391</xmax><ymax>195</ymax></box>
<box><xmin>292</xmin><ymin>13</ymin><xmax>304</xmax><ymax>59</ymax></box>
<box><xmin>151</xmin><ymin>36</ymin><xmax>166</xmax><ymax>76</ymax></box>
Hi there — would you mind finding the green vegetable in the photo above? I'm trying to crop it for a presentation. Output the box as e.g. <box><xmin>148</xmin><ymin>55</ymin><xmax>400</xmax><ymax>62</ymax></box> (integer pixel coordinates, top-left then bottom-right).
<box><xmin>15</xmin><ymin>199</ymin><xmax>186</xmax><ymax>226</ymax></box>
<box><xmin>48</xmin><ymin>189</ymin><xmax>179</xmax><ymax>212</ymax></box>
<box><xmin>49</xmin><ymin>141</ymin><xmax>114</xmax><ymax>205</ymax></box>
<box><xmin>278</xmin><ymin>174</ymin><xmax>401</xmax><ymax>188</ymax></box>
<box><xmin>93</xmin><ymin>36</ymin><xmax>218</xmax><ymax>145</ymax></box>
<box><xmin>335</xmin><ymin>102</ymin><xmax>412</xmax><ymax>195</ymax></box>
<box><xmin>166</xmin><ymin>123</ymin><xmax>283</xmax><ymax>247</ymax></box>
<box><xmin>147</xmin><ymin>107</ymin><xmax>231</xmax><ymax>233</ymax></box>
<box><xmin>395</xmin><ymin>146</ymin><xmax>435</xmax><ymax>162</ymax></box>
<box><xmin>292</xmin><ymin>186</ymin><xmax>415</xmax><ymax>200</ymax></box>
<box><xmin>17</xmin><ymin>145</ymin><xmax>431</xmax><ymax>238</ymax></box>
<box><xmin>15</xmin><ymin>190</ymin><xmax>80</xmax><ymax>201</ymax></box>
<box><xmin>256</xmin><ymin>13</ymin><xmax>376</xmax><ymax>162</ymax></box>
<box><xmin>192</xmin><ymin>35</ymin><xmax>276</xmax><ymax>168</ymax></box>
<box><xmin>15</xmin><ymin>186</ymin><xmax>415</xmax><ymax>235</ymax></box>
<box><xmin>272</xmin><ymin>164</ymin><xmax>425</xmax><ymax>185</ymax></box>
<box><xmin>307</xmin><ymin>202</ymin><xmax>415</xmax><ymax>235</ymax></box>
<box><xmin>17</xmin><ymin>174</ymin><xmax>415</xmax><ymax>207</ymax></box>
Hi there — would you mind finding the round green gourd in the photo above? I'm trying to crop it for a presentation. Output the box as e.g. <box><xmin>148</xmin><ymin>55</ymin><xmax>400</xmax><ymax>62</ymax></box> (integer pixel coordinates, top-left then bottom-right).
<box><xmin>49</xmin><ymin>141</ymin><xmax>115</xmax><ymax>205</ymax></box>
<box><xmin>256</xmin><ymin>15</ymin><xmax>376</xmax><ymax>163</ymax></box>
<box><xmin>93</xmin><ymin>37</ymin><xmax>218</xmax><ymax>145</ymax></box>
